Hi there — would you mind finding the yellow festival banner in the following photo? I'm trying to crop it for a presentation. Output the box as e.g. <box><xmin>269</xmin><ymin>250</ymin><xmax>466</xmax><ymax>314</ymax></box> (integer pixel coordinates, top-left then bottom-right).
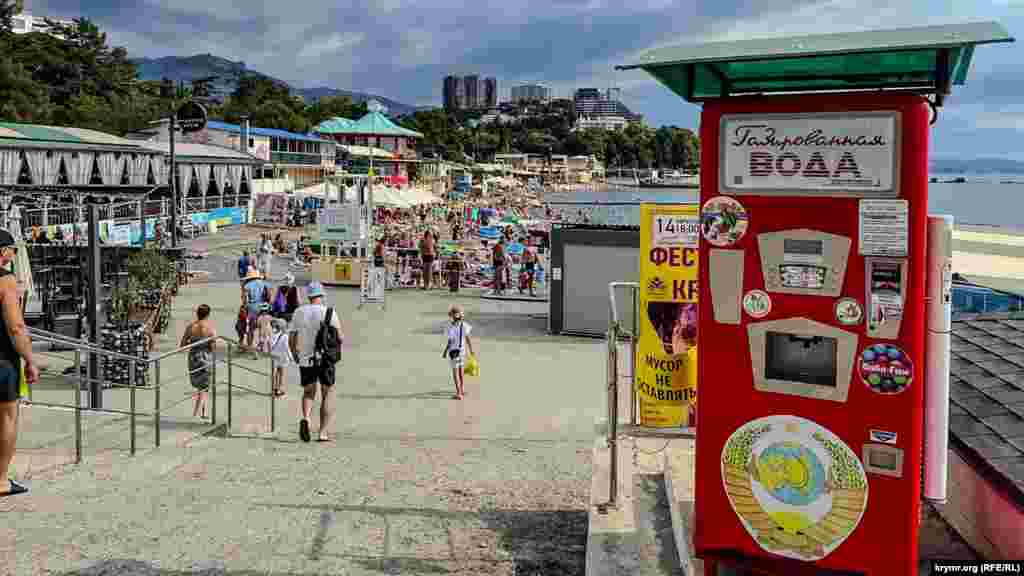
<box><xmin>636</xmin><ymin>204</ymin><xmax>700</xmax><ymax>427</ymax></box>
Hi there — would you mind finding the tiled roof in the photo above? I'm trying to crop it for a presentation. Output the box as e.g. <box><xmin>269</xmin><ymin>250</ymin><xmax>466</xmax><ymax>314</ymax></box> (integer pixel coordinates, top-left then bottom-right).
<box><xmin>949</xmin><ymin>313</ymin><xmax>1024</xmax><ymax>501</ymax></box>
<box><xmin>205</xmin><ymin>121</ymin><xmax>333</xmax><ymax>144</ymax></box>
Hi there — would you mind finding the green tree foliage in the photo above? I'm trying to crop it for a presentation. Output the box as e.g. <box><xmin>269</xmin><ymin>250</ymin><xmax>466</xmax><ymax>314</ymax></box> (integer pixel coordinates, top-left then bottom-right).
<box><xmin>0</xmin><ymin>12</ymin><xmax>700</xmax><ymax>165</ymax></box>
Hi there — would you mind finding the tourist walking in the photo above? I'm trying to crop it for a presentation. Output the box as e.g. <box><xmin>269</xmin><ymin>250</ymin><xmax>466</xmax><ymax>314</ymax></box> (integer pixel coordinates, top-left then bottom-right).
<box><xmin>258</xmin><ymin>234</ymin><xmax>274</xmax><ymax>280</ymax></box>
<box><xmin>180</xmin><ymin>304</ymin><xmax>217</xmax><ymax>419</ymax></box>
<box><xmin>241</xmin><ymin>267</ymin><xmax>267</xmax><ymax>351</ymax></box>
<box><xmin>419</xmin><ymin>231</ymin><xmax>436</xmax><ymax>290</ymax></box>
<box><xmin>442</xmin><ymin>304</ymin><xmax>475</xmax><ymax>400</ymax></box>
<box><xmin>289</xmin><ymin>282</ymin><xmax>343</xmax><ymax>442</ymax></box>
<box><xmin>269</xmin><ymin>318</ymin><xmax>291</xmax><ymax>397</ymax></box>
<box><xmin>0</xmin><ymin>230</ymin><xmax>38</xmax><ymax>497</ymax></box>
<box><xmin>237</xmin><ymin>250</ymin><xmax>251</xmax><ymax>285</ymax></box>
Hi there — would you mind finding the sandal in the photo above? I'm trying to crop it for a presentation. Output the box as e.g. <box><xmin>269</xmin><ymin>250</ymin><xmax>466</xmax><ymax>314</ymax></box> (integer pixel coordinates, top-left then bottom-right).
<box><xmin>273</xmin><ymin>389</ymin><xmax>286</xmax><ymax>397</ymax></box>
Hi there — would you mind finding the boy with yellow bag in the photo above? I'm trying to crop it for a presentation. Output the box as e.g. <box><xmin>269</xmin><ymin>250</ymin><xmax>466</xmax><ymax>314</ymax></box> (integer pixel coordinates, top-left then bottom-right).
<box><xmin>442</xmin><ymin>305</ymin><xmax>477</xmax><ymax>400</ymax></box>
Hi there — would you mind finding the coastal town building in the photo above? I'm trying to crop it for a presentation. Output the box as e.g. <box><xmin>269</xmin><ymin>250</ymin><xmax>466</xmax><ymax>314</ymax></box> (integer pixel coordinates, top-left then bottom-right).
<box><xmin>127</xmin><ymin>119</ymin><xmax>335</xmax><ymax>191</ymax></box>
<box><xmin>10</xmin><ymin>11</ymin><xmax>75</xmax><ymax>36</ymax></box>
<box><xmin>313</xmin><ymin>111</ymin><xmax>423</xmax><ymax>185</ymax></box>
<box><xmin>493</xmin><ymin>153</ymin><xmax>603</xmax><ymax>183</ymax></box>
<box><xmin>511</xmin><ymin>83</ymin><xmax>552</xmax><ymax>103</ymax></box>
<box><xmin>573</xmin><ymin>114</ymin><xmax>630</xmax><ymax>131</ymax></box>
<box><xmin>573</xmin><ymin>88</ymin><xmax>643</xmax><ymax>123</ymax></box>
<box><xmin>443</xmin><ymin>75</ymin><xmax>498</xmax><ymax>110</ymax></box>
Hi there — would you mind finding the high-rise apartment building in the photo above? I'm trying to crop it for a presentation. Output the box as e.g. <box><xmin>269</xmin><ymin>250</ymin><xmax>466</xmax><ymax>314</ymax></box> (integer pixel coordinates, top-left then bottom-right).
<box><xmin>464</xmin><ymin>75</ymin><xmax>480</xmax><ymax>109</ymax></box>
<box><xmin>483</xmin><ymin>77</ymin><xmax>498</xmax><ymax>108</ymax></box>
<box><xmin>443</xmin><ymin>75</ymin><xmax>462</xmax><ymax>111</ymax></box>
<box><xmin>443</xmin><ymin>75</ymin><xmax>498</xmax><ymax>110</ymax></box>
<box><xmin>10</xmin><ymin>11</ymin><xmax>75</xmax><ymax>35</ymax></box>
<box><xmin>574</xmin><ymin>87</ymin><xmax>641</xmax><ymax>122</ymax></box>
<box><xmin>511</xmin><ymin>83</ymin><xmax>552</xmax><ymax>103</ymax></box>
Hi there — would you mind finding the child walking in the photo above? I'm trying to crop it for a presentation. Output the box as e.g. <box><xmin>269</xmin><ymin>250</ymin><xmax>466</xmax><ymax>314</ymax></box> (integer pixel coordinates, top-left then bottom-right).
<box><xmin>441</xmin><ymin>304</ymin><xmax>475</xmax><ymax>400</ymax></box>
<box><xmin>269</xmin><ymin>318</ymin><xmax>291</xmax><ymax>397</ymax></box>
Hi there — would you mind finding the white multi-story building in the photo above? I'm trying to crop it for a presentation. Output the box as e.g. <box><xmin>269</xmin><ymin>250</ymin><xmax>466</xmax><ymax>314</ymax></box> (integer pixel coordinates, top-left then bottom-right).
<box><xmin>511</xmin><ymin>83</ymin><xmax>552</xmax><ymax>103</ymax></box>
<box><xmin>573</xmin><ymin>114</ymin><xmax>631</xmax><ymax>131</ymax></box>
<box><xmin>10</xmin><ymin>12</ymin><xmax>75</xmax><ymax>35</ymax></box>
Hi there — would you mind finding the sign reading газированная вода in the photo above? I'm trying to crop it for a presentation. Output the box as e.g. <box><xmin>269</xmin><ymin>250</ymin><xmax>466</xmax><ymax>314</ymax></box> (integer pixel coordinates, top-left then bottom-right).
<box><xmin>720</xmin><ymin>113</ymin><xmax>897</xmax><ymax>194</ymax></box>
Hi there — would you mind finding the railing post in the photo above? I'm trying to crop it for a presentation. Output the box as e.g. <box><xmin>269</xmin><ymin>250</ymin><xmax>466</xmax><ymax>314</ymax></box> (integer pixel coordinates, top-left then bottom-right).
<box><xmin>226</xmin><ymin>341</ymin><xmax>233</xmax><ymax>436</ymax></box>
<box><xmin>210</xmin><ymin>346</ymin><xmax>217</xmax><ymax>426</ymax></box>
<box><xmin>630</xmin><ymin>284</ymin><xmax>638</xmax><ymax>426</ymax></box>
<box><xmin>129</xmin><ymin>355</ymin><xmax>137</xmax><ymax>456</ymax></box>
<box><xmin>154</xmin><ymin>359</ymin><xmax>161</xmax><ymax>448</ymax></box>
<box><xmin>74</xmin><ymin>350</ymin><xmax>82</xmax><ymax>464</ymax></box>
<box><xmin>606</xmin><ymin>322</ymin><xmax>619</xmax><ymax>510</ymax></box>
<box><xmin>270</xmin><ymin>355</ymin><xmax>276</xmax><ymax>433</ymax></box>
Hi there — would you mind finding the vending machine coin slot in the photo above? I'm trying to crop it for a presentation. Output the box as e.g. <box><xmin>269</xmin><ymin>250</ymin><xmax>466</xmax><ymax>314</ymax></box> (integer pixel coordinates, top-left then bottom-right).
<box><xmin>865</xmin><ymin>258</ymin><xmax>906</xmax><ymax>340</ymax></box>
<box><xmin>748</xmin><ymin>317</ymin><xmax>858</xmax><ymax>402</ymax></box>
<box><xmin>710</xmin><ymin>249</ymin><xmax>744</xmax><ymax>324</ymax></box>
<box><xmin>863</xmin><ymin>444</ymin><xmax>904</xmax><ymax>478</ymax></box>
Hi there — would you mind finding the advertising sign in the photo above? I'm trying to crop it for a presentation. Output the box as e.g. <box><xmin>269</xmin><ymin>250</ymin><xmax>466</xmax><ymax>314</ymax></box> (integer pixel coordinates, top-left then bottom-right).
<box><xmin>254</xmin><ymin>193</ymin><xmax>288</xmax><ymax>225</ymax></box>
<box><xmin>721</xmin><ymin>113</ymin><xmax>896</xmax><ymax>193</ymax></box>
<box><xmin>177</xmin><ymin>100</ymin><xmax>208</xmax><ymax>133</ymax></box>
<box><xmin>636</xmin><ymin>203</ymin><xmax>700</xmax><ymax>428</ymax></box>
<box><xmin>320</xmin><ymin>205</ymin><xmax>361</xmax><ymax>242</ymax></box>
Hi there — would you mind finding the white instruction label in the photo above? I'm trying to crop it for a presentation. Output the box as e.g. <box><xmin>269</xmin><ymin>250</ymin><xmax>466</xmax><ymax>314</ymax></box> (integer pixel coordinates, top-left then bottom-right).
<box><xmin>859</xmin><ymin>199</ymin><xmax>908</xmax><ymax>257</ymax></box>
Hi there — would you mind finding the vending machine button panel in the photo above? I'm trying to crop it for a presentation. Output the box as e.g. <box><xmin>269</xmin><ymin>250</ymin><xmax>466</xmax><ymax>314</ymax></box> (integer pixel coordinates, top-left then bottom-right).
<box><xmin>758</xmin><ymin>230</ymin><xmax>852</xmax><ymax>297</ymax></box>
<box><xmin>863</xmin><ymin>444</ymin><xmax>904</xmax><ymax>478</ymax></box>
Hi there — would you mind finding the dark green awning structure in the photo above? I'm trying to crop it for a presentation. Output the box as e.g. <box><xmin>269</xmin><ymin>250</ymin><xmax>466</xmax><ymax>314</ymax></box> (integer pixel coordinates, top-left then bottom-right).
<box><xmin>616</xmin><ymin>22</ymin><xmax>1013</xmax><ymax>106</ymax></box>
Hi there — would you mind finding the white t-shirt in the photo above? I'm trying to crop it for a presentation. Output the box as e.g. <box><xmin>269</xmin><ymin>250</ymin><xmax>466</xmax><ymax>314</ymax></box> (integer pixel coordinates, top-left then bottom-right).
<box><xmin>288</xmin><ymin>303</ymin><xmax>343</xmax><ymax>366</ymax></box>
<box><xmin>445</xmin><ymin>321</ymin><xmax>472</xmax><ymax>355</ymax></box>
<box><xmin>270</xmin><ymin>330</ymin><xmax>293</xmax><ymax>366</ymax></box>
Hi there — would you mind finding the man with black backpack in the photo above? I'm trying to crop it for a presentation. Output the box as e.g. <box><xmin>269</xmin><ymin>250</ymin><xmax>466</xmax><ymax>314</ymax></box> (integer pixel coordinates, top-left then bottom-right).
<box><xmin>288</xmin><ymin>282</ymin><xmax>343</xmax><ymax>442</ymax></box>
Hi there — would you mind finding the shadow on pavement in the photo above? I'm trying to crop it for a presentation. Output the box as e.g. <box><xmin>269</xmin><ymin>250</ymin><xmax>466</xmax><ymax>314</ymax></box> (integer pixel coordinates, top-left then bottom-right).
<box><xmin>252</xmin><ymin>502</ymin><xmax>587</xmax><ymax>576</ymax></box>
<box><xmin>411</xmin><ymin>311</ymin><xmax>576</xmax><ymax>343</ymax></box>
<box><xmin>54</xmin><ymin>559</ymin><xmax>309</xmax><ymax>575</ymax></box>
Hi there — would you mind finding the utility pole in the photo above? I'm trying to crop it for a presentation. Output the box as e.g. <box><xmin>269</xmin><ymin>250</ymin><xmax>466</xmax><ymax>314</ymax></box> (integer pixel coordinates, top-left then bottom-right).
<box><xmin>169</xmin><ymin>113</ymin><xmax>179</xmax><ymax>248</ymax></box>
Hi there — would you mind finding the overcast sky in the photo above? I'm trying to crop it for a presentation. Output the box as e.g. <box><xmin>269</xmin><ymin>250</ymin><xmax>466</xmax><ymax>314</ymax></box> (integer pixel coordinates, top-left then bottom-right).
<box><xmin>23</xmin><ymin>0</ymin><xmax>1024</xmax><ymax>159</ymax></box>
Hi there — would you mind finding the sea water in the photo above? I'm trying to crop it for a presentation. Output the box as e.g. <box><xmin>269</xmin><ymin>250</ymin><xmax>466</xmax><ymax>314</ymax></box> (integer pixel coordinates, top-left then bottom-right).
<box><xmin>543</xmin><ymin>174</ymin><xmax>1024</xmax><ymax>230</ymax></box>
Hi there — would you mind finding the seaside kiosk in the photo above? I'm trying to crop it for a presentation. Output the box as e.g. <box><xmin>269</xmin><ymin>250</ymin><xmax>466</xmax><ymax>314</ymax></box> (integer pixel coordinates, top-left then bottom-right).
<box><xmin>618</xmin><ymin>22</ymin><xmax>1013</xmax><ymax>575</ymax></box>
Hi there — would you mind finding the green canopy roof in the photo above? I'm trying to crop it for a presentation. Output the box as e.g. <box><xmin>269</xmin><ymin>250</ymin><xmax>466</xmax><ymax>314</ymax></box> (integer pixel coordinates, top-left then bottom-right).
<box><xmin>617</xmin><ymin>22</ymin><xmax>1013</xmax><ymax>105</ymax></box>
<box><xmin>313</xmin><ymin>112</ymin><xmax>423</xmax><ymax>138</ymax></box>
<box><xmin>313</xmin><ymin>117</ymin><xmax>357</xmax><ymax>134</ymax></box>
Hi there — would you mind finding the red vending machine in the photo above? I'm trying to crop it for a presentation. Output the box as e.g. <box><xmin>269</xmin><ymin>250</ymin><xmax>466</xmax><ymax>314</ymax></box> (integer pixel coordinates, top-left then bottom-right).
<box><xmin>697</xmin><ymin>94</ymin><xmax>926</xmax><ymax>576</ymax></box>
<box><xmin>616</xmin><ymin>21</ymin><xmax>1013</xmax><ymax>576</ymax></box>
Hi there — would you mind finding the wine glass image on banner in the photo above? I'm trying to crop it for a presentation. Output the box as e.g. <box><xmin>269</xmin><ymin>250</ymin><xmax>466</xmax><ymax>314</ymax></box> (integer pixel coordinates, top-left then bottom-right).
<box><xmin>701</xmin><ymin>196</ymin><xmax>749</xmax><ymax>247</ymax></box>
<box><xmin>721</xmin><ymin>415</ymin><xmax>868</xmax><ymax>561</ymax></box>
<box><xmin>647</xmin><ymin>301</ymin><xmax>698</xmax><ymax>355</ymax></box>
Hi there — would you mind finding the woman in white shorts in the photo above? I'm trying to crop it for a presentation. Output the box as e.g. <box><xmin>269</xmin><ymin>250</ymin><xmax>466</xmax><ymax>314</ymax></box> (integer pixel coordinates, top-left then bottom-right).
<box><xmin>441</xmin><ymin>304</ymin><xmax>475</xmax><ymax>400</ymax></box>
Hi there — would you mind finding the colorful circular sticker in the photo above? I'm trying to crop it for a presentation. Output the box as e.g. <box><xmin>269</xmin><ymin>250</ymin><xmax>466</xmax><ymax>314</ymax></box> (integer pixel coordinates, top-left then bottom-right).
<box><xmin>743</xmin><ymin>290</ymin><xmax>772</xmax><ymax>318</ymax></box>
<box><xmin>859</xmin><ymin>344</ymin><xmax>913</xmax><ymax>394</ymax></box>
<box><xmin>701</xmin><ymin>196</ymin><xmax>749</xmax><ymax>247</ymax></box>
<box><xmin>834</xmin><ymin>298</ymin><xmax>863</xmax><ymax>326</ymax></box>
<box><xmin>721</xmin><ymin>415</ymin><xmax>868</xmax><ymax>561</ymax></box>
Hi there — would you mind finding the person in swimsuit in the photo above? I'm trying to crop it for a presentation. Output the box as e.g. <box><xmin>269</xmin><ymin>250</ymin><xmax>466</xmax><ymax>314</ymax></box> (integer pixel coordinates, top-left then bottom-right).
<box><xmin>181</xmin><ymin>304</ymin><xmax>217</xmax><ymax>419</ymax></box>
<box><xmin>419</xmin><ymin>231</ymin><xmax>435</xmax><ymax>290</ymax></box>
<box><xmin>0</xmin><ymin>230</ymin><xmax>38</xmax><ymax>497</ymax></box>
<box><xmin>522</xmin><ymin>239</ymin><xmax>538</xmax><ymax>297</ymax></box>
<box><xmin>492</xmin><ymin>239</ymin><xmax>506</xmax><ymax>295</ymax></box>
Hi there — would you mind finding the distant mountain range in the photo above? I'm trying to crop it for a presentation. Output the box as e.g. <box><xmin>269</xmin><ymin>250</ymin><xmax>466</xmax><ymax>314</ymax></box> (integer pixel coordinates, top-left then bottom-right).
<box><xmin>930</xmin><ymin>157</ymin><xmax>1024</xmax><ymax>174</ymax></box>
<box><xmin>130</xmin><ymin>54</ymin><xmax>418</xmax><ymax>116</ymax></box>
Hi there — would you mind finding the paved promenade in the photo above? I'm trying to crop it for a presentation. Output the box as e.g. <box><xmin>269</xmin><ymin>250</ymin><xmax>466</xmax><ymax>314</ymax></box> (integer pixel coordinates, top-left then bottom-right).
<box><xmin>3</xmin><ymin>246</ymin><xmax>605</xmax><ymax>575</ymax></box>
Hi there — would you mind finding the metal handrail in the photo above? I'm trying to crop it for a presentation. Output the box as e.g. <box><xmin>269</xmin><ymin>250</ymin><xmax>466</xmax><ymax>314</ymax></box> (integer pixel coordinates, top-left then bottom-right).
<box><xmin>24</xmin><ymin>328</ymin><xmax>277</xmax><ymax>465</ymax></box>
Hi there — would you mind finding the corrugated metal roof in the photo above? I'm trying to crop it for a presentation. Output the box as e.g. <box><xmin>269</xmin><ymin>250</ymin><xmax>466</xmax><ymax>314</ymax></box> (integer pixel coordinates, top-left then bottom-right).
<box><xmin>313</xmin><ymin>117</ymin><xmax>357</xmax><ymax>133</ymax></box>
<box><xmin>141</xmin><ymin>141</ymin><xmax>262</xmax><ymax>163</ymax></box>
<box><xmin>205</xmin><ymin>121</ymin><xmax>333</xmax><ymax>144</ymax></box>
<box><xmin>0</xmin><ymin>122</ymin><xmax>145</xmax><ymax>148</ymax></box>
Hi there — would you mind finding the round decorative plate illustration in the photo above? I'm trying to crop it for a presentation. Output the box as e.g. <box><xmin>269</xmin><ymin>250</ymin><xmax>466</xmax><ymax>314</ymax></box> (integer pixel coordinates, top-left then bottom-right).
<box><xmin>834</xmin><ymin>298</ymin><xmax>863</xmax><ymax>326</ymax></box>
<box><xmin>701</xmin><ymin>196</ymin><xmax>749</xmax><ymax>247</ymax></box>
<box><xmin>721</xmin><ymin>415</ymin><xmax>868</xmax><ymax>561</ymax></box>
<box><xmin>859</xmin><ymin>344</ymin><xmax>913</xmax><ymax>394</ymax></box>
<box><xmin>743</xmin><ymin>290</ymin><xmax>772</xmax><ymax>318</ymax></box>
